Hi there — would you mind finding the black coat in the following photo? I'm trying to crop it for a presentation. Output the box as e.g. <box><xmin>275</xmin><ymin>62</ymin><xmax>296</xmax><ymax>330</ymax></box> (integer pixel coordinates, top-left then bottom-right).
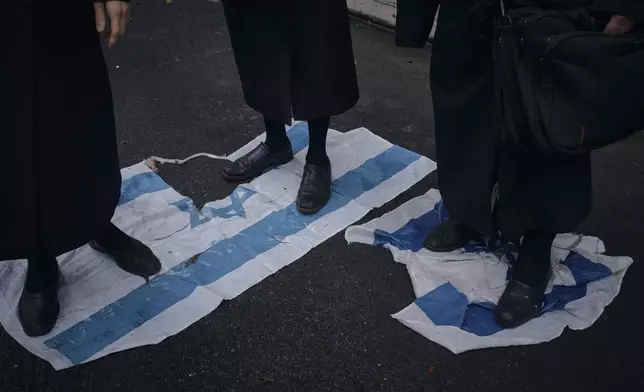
<box><xmin>422</xmin><ymin>0</ymin><xmax>644</xmax><ymax>238</ymax></box>
<box><xmin>394</xmin><ymin>0</ymin><xmax>644</xmax><ymax>49</ymax></box>
<box><xmin>222</xmin><ymin>0</ymin><xmax>359</xmax><ymax>123</ymax></box>
<box><xmin>1</xmin><ymin>1</ymin><xmax>121</xmax><ymax>260</ymax></box>
<box><xmin>395</xmin><ymin>0</ymin><xmax>440</xmax><ymax>48</ymax></box>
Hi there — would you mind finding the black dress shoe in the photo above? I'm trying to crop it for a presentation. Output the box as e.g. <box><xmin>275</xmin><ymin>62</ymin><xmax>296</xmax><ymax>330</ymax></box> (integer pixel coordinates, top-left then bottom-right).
<box><xmin>297</xmin><ymin>164</ymin><xmax>332</xmax><ymax>215</ymax></box>
<box><xmin>90</xmin><ymin>237</ymin><xmax>161</xmax><ymax>278</ymax></box>
<box><xmin>222</xmin><ymin>142</ymin><xmax>294</xmax><ymax>182</ymax></box>
<box><xmin>18</xmin><ymin>273</ymin><xmax>60</xmax><ymax>337</ymax></box>
<box><xmin>424</xmin><ymin>219</ymin><xmax>480</xmax><ymax>252</ymax></box>
<box><xmin>495</xmin><ymin>274</ymin><xmax>550</xmax><ymax>329</ymax></box>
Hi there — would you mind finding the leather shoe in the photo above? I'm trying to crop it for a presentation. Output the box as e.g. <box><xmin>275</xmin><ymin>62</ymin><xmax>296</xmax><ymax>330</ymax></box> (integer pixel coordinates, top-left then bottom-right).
<box><xmin>495</xmin><ymin>274</ymin><xmax>550</xmax><ymax>329</ymax></box>
<box><xmin>18</xmin><ymin>272</ymin><xmax>60</xmax><ymax>337</ymax></box>
<box><xmin>297</xmin><ymin>164</ymin><xmax>332</xmax><ymax>215</ymax></box>
<box><xmin>424</xmin><ymin>219</ymin><xmax>480</xmax><ymax>252</ymax></box>
<box><xmin>90</xmin><ymin>237</ymin><xmax>161</xmax><ymax>278</ymax></box>
<box><xmin>222</xmin><ymin>142</ymin><xmax>294</xmax><ymax>182</ymax></box>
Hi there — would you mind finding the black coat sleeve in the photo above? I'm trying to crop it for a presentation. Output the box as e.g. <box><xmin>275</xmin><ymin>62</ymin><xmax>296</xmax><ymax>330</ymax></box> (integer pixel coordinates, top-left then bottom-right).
<box><xmin>593</xmin><ymin>0</ymin><xmax>644</xmax><ymax>24</ymax></box>
<box><xmin>395</xmin><ymin>0</ymin><xmax>440</xmax><ymax>48</ymax></box>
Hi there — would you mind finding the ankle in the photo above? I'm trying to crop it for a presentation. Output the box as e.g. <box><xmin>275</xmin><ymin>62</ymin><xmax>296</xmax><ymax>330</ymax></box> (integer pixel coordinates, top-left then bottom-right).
<box><xmin>444</xmin><ymin>220</ymin><xmax>478</xmax><ymax>239</ymax></box>
<box><xmin>94</xmin><ymin>223</ymin><xmax>132</xmax><ymax>250</ymax></box>
<box><xmin>264</xmin><ymin>117</ymin><xmax>289</xmax><ymax>151</ymax></box>
<box><xmin>265</xmin><ymin>137</ymin><xmax>290</xmax><ymax>151</ymax></box>
<box><xmin>521</xmin><ymin>230</ymin><xmax>556</xmax><ymax>257</ymax></box>
<box><xmin>453</xmin><ymin>220</ymin><xmax>475</xmax><ymax>233</ymax></box>
<box><xmin>25</xmin><ymin>256</ymin><xmax>59</xmax><ymax>293</ymax></box>
<box><xmin>514</xmin><ymin>230</ymin><xmax>555</xmax><ymax>287</ymax></box>
<box><xmin>305</xmin><ymin>153</ymin><xmax>330</xmax><ymax>167</ymax></box>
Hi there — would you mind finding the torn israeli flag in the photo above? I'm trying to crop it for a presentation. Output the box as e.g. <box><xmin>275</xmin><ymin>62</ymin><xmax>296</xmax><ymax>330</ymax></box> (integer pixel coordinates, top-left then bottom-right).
<box><xmin>0</xmin><ymin>124</ymin><xmax>436</xmax><ymax>369</ymax></box>
<box><xmin>345</xmin><ymin>189</ymin><xmax>632</xmax><ymax>354</ymax></box>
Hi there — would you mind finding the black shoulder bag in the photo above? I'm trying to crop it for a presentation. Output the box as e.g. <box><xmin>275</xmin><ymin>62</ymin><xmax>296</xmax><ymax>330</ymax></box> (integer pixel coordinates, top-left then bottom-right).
<box><xmin>494</xmin><ymin>0</ymin><xmax>644</xmax><ymax>155</ymax></box>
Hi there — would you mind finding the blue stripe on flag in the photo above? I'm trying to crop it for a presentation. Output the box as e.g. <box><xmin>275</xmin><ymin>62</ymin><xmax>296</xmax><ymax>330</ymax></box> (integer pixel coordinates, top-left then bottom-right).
<box><xmin>287</xmin><ymin>122</ymin><xmax>310</xmax><ymax>154</ymax></box>
<box><xmin>563</xmin><ymin>253</ymin><xmax>613</xmax><ymax>285</ymax></box>
<box><xmin>414</xmin><ymin>283</ymin><xmax>503</xmax><ymax>337</ymax></box>
<box><xmin>373</xmin><ymin>200</ymin><xmax>447</xmax><ymax>252</ymax></box>
<box><xmin>170</xmin><ymin>198</ymin><xmax>211</xmax><ymax>228</ymax></box>
<box><xmin>118</xmin><ymin>172</ymin><xmax>170</xmax><ymax>206</ymax></box>
<box><xmin>204</xmin><ymin>186</ymin><xmax>257</xmax><ymax>219</ymax></box>
<box><xmin>539</xmin><ymin>252</ymin><xmax>613</xmax><ymax>314</ymax></box>
<box><xmin>417</xmin><ymin>250</ymin><xmax>615</xmax><ymax>337</ymax></box>
<box><xmin>462</xmin><ymin>302</ymin><xmax>505</xmax><ymax>336</ymax></box>
<box><xmin>45</xmin><ymin>145</ymin><xmax>422</xmax><ymax>364</ymax></box>
<box><xmin>416</xmin><ymin>282</ymin><xmax>468</xmax><ymax>327</ymax></box>
<box><xmin>541</xmin><ymin>284</ymin><xmax>587</xmax><ymax>314</ymax></box>
<box><xmin>371</xmin><ymin>200</ymin><xmax>511</xmax><ymax>257</ymax></box>
<box><xmin>415</xmin><ymin>284</ymin><xmax>506</xmax><ymax>337</ymax></box>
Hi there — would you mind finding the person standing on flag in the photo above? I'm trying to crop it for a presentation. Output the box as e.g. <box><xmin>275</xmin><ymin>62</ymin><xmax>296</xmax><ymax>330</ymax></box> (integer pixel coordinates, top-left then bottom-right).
<box><xmin>1</xmin><ymin>0</ymin><xmax>161</xmax><ymax>337</ymax></box>
<box><xmin>220</xmin><ymin>0</ymin><xmax>359</xmax><ymax>214</ymax></box>
<box><xmin>398</xmin><ymin>0</ymin><xmax>642</xmax><ymax>328</ymax></box>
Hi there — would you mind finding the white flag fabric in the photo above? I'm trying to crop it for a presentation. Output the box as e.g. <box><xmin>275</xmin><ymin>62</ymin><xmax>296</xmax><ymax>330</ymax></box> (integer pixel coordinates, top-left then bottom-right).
<box><xmin>0</xmin><ymin>124</ymin><xmax>436</xmax><ymax>369</ymax></box>
<box><xmin>345</xmin><ymin>189</ymin><xmax>632</xmax><ymax>354</ymax></box>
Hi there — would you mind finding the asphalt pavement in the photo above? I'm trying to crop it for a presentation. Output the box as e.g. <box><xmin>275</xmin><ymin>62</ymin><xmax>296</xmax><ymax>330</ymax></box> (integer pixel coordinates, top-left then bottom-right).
<box><xmin>2</xmin><ymin>1</ymin><xmax>644</xmax><ymax>391</ymax></box>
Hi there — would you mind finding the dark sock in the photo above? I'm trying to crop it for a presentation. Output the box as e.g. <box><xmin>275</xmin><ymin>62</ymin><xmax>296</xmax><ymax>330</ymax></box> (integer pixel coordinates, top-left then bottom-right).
<box><xmin>25</xmin><ymin>254</ymin><xmax>59</xmax><ymax>293</ymax></box>
<box><xmin>306</xmin><ymin>117</ymin><xmax>330</xmax><ymax>166</ymax></box>
<box><xmin>263</xmin><ymin>117</ymin><xmax>290</xmax><ymax>151</ymax></box>
<box><xmin>513</xmin><ymin>230</ymin><xmax>556</xmax><ymax>287</ymax></box>
<box><xmin>94</xmin><ymin>223</ymin><xmax>133</xmax><ymax>251</ymax></box>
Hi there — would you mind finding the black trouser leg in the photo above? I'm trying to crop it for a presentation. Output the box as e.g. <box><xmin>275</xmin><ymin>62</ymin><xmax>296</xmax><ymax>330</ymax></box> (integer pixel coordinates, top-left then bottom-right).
<box><xmin>514</xmin><ymin>230</ymin><xmax>556</xmax><ymax>286</ymax></box>
<box><xmin>25</xmin><ymin>251</ymin><xmax>59</xmax><ymax>293</ymax></box>
<box><xmin>263</xmin><ymin>116</ymin><xmax>289</xmax><ymax>150</ymax></box>
<box><xmin>306</xmin><ymin>117</ymin><xmax>330</xmax><ymax>166</ymax></box>
<box><xmin>93</xmin><ymin>222</ymin><xmax>132</xmax><ymax>250</ymax></box>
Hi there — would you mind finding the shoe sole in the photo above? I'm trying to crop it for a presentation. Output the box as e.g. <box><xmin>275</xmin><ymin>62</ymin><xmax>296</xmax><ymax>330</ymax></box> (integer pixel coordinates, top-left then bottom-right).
<box><xmin>296</xmin><ymin>201</ymin><xmax>326</xmax><ymax>215</ymax></box>
<box><xmin>19</xmin><ymin>298</ymin><xmax>60</xmax><ymax>337</ymax></box>
<box><xmin>424</xmin><ymin>235</ymin><xmax>482</xmax><ymax>253</ymax></box>
<box><xmin>221</xmin><ymin>156</ymin><xmax>294</xmax><ymax>183</ymax></box>
<box><xmin>296</xmin><ymin>193</ymin><xmax>331</xmax><ymax>215</ymax></box>
<box><xmin>424</xmin><ymin>243</ymin><xmax>469</xmax><ymax>253</ymax></box>
<box><xmin>494</xmin><ymin>307</ymin><xmax>540</xmax><ymax>329</ymax></box>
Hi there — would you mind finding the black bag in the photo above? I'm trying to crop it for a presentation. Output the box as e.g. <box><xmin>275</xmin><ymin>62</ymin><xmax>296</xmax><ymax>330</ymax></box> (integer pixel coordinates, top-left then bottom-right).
<box><xmin>494</xmin><ymin>2</ymin><xmax>644</xmax><ymax>155</ymax></box>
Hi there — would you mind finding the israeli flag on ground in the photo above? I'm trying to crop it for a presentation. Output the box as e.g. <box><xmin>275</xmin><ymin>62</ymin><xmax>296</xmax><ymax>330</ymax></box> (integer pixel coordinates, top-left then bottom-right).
<box><xmin>0</xmin><ymin>124</ymin><xmax>436</xmax><ymax>369</ymax></box>
<box><xmin>345</xmin><ymin>189</ymin><xmax>632</xmax><ymax>354</ymax></box>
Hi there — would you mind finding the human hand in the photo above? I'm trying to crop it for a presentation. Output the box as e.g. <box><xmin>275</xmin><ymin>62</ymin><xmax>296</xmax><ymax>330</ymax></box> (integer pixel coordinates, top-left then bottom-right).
<box><xmin>94</xmin><ymin>0</ymin><xmax>131</xmax><ymax>48</ymax></box>
<box><xmin>604</xmin><ymin>15</ymin><xmax>635</xmax><ymax>36</ymax></box>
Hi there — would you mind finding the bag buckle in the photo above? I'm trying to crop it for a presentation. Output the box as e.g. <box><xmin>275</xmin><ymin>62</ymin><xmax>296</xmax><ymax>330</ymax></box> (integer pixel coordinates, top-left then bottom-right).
<box><xmin>498</xmin><ymin>0</ymin><xmax>512</xmax><ymax>28</ymax></box>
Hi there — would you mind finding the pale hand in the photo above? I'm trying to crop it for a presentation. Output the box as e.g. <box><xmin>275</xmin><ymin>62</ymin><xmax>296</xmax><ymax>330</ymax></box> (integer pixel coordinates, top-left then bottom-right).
<box><xmin>604</xmin><ymin>15</ymin><xmax>635</xmax><ymax>36</ymax></box>
<box><xmin>94</xmin><ymin>1</ymin><xmax>131</xmax><ymax>48</ymax></box>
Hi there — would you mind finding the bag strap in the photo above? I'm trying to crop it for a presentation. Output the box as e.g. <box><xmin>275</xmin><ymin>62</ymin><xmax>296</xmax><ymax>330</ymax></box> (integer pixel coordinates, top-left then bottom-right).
<box><xmin>497</xmin><ymin>0</ymin><xmax>513</xmax><ymax>30</ymax></box>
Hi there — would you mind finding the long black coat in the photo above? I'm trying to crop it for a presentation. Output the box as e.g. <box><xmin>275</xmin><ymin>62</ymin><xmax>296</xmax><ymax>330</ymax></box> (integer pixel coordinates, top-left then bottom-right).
<box><xmin>395</xmin><ymin>0</ymin><xmax>440</xmax><ymax>48</ymax></box>
<box><xmin>1</xmin><ymin>1</ymin><xmax>121</xmax><ymax>260</ymax></box>
<box><xmin>222</xmin><ymin>0</ymin><xmax>359</xmax><ymax>123</ymax></box>
<box><xmin>409</xmin><ymin>0</ymin><xmax>644</xmax><ymax>238</ymax></box>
